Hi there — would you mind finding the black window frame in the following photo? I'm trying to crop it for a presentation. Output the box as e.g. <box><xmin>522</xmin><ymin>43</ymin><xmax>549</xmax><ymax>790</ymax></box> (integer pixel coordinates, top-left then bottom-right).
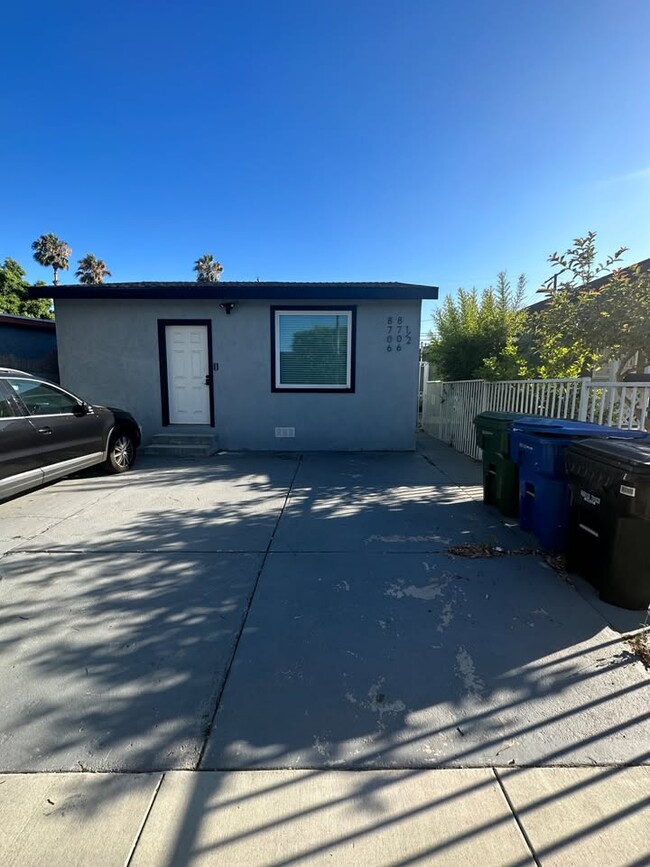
<box><xmin>270</xmin><ymin>306</ymin><xmax>357</xmax><ymax>394</ymax></box>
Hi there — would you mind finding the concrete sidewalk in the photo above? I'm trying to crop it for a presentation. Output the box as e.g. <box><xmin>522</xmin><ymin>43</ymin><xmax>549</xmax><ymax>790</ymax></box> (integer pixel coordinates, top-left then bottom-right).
<box><xmin>0</xmin><ymin>436</ymin><xmax>648</xmax><ymax>865</ymax></box>
<box><xmin>2</xmin><ymin>766</ymin><xmax>649</xmax><ymax>865</ymax></box>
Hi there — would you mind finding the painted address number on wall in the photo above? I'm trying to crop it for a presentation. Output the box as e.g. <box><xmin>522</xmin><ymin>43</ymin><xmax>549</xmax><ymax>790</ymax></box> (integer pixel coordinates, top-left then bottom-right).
<box><xmin>386</xmin><ymin>315</ymin><xmax>412</xmax><ymax>352</ymax></box>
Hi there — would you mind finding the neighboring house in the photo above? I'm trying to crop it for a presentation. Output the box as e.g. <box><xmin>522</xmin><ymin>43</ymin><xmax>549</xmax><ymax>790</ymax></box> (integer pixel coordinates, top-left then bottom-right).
<box><xmin>30</xmin><ymin>281</ymin><xmax>438</xmax><ymax>450</ymax></box>
<box><xmin>0</xmin><ymin>313</ymin><xmax>58</xmax><ymax>381</ymax></box>
<box><xmin>528</xmin><ymin>257</ymin><xmax>650</xmax><ymax>381</ymax></box>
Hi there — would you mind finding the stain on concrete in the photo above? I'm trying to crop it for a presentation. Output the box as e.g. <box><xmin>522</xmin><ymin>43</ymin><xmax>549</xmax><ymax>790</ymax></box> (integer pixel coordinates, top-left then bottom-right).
<box><xmin>437</xmin><ymin>601</ymin><xmax>455</xmax><ymax>632</ymax></box>
<box><xmin>279</xmin><ymin>666</ymin><xmax>303</xmax><ymax>681</ymax></box>
<box><xmin>366</xmin><ymin>534</ymin><xmax>449</xmax><ymax>544</ymax></box>
<box><xmin>455</xmin><ymin>646</ymin><xmax>485</xmax><ymax>699</ymax></box>
<box><xmin>313</xmin><ymin>736</ymin><xmax>331</xmax><ymax>758</ymax></box>
<box><xmin>345</xmin><ymin>679</ymin><xmax>407</xmax><ymax>732</ymax></box>
<box><xmin>384</xmin><ymin>570</ymin><xmax>466</xmax><ymax>637</ymax></box>
<box><xmin>385</xmin><ymin>579</ymin><xmax>445</xmax><ymax>600</ymax></box>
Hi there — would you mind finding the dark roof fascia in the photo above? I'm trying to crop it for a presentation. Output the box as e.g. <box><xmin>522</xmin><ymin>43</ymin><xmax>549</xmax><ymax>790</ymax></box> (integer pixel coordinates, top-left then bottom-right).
<box><xmin>0</xmin><ymin>313</ymin><xmax>55</xmax><ymax>330</ymax></box>
<box><xmin>528</xmin><ymin>256</ymin><xmax>650</xmax><ymax>312</ymax></box>
<box><xmin>29</xmin><ymin>281</ymin><xmax>438</xmax><ymax>302</ymax></box>
<box><xmin>584</xmin><ymin>256</ymin><xmax>650</xmax><ymax>291</ymax></box>
<box><xmin>526</xmin><ymin>299</ymin><xmax>549</xmax><ymax>313</ymax></box>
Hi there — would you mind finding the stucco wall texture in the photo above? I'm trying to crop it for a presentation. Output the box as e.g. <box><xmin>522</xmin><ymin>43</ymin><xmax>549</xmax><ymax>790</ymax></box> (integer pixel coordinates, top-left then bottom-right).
<box><xmin>54</xmin><ymin>298</ymin><xmax>421</xmax><ymax>451</ymax></box>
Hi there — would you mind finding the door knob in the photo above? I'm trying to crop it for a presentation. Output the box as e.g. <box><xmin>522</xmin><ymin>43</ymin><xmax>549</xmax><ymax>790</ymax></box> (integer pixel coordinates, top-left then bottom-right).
<box><xmin>205</xmin><ymin>374</ymin><xmax>212</xmax><ymax>386</ymax></box>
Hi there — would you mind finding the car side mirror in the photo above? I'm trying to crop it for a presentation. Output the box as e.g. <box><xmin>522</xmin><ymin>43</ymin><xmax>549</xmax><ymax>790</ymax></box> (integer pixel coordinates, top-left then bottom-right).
<box><xmin>73</xmin><ymin>402</ymin><xmax>92</xmax><ymax>417</ymax></box>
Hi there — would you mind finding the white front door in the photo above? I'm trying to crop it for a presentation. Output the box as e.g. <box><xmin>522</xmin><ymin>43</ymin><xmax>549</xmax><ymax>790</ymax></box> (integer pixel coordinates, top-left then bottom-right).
<box><xmin>166</xmin><ymin>325</ymin><xmax>211</xmax><ymax>424</ymax></box>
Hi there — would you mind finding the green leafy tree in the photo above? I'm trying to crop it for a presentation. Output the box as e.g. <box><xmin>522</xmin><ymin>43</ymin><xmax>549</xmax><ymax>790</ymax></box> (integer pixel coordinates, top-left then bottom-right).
<box><xmin>547</xmin><ymin>231</ymin><xmax>627</xmax><ymax>290</ymax></box>
<box><xmin>31</xmin><ymin>233</ymin><xmax>72</xmax><ymax>285</ymax></box>
<box><xmin>594</xmin><ymin>266</ymin><xmax>650</xmax><ymax>376</ymax></box>
<box><xmin>193</xmin><ymin>254</ymin><xmax>223</xmax><ymax>282</ymax></box>
<box><xmin>531</xmin><ymin>232</ymin><xmax>647</xmax><ymax>378</ymax></box>
<box><xmin>75</xmin><ymin>253</ymin><xmax>112</xmax><ymax>284</ymax></box>
<box><xmin>0</xmin><ymin>258</ymin><xmax>53</xmax><ymax>319</ymax></box>
<box><xmin>423</xmin><ymin>272</ymin><xmax>528</xmax><ymax>380</ymax></box>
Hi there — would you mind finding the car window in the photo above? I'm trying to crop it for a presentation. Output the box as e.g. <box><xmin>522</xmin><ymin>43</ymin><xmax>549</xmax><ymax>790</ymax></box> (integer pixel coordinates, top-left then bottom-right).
<box><xmin>7</xmin><ymin>379</ymin><xmax>80</xmax><ymax>416</ymax></box>
<box><xmin>0</xmin><ymin>391</ymin><xmax>16</xmax><ymax>418</ymax></box>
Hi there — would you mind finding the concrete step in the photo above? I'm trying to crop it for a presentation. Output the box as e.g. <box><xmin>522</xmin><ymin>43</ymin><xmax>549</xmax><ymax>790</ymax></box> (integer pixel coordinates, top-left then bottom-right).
<box><xmin>142</xmin><ymin>433</ymin><xmax>220</xmax><ymax>457</ymax></box>
<box><xmin>142</xmin><ymin>443</ymin><xmax>219</xmax><ymax>457</ymax></box>
<box><xmin>150</xmin><ymin>433</ymin><xmax>218</xmax><ymax>446</ymax></box>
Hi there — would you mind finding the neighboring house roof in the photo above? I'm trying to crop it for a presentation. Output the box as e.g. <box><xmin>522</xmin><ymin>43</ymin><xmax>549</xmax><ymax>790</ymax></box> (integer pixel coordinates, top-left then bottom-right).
<box><xmin>29</xmin><ymin>281</ymin><xmax>439</xmax><ymax>301</ymax></box>
<box><xmin>527</xmin><ymin>257</ymin><xmax>650</xmax><ymax>313</ymax></box>
<box><xmin>526</xmin><ymin>298</ymin><xmax>551</xmax><ymax>314</ymax></box>
<box><xmin>0</xmin><ymin>313</ymin><xmax>55</xmax><ymax>330</ymax></box>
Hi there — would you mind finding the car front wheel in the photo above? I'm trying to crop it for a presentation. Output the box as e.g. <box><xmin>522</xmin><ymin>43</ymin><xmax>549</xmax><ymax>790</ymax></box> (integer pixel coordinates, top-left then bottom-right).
<box><xmin>105</xmin><ymin>430</ymin><xmax>136</xmax><ymax>474</ymax></box>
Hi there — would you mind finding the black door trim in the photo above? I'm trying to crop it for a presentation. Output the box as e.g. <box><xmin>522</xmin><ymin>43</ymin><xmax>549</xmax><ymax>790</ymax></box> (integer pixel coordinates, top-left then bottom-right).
<box><xmin>157</xmin><ymin>319</ymin><xmax>215</xmax><ymax>427</ymax></box>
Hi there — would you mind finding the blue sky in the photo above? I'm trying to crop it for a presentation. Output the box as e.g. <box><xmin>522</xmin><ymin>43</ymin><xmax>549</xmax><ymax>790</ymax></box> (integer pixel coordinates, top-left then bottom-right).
<box><xmin>2</xmin><ymin>0</ymin><xmax>649</xmax><ymax>338</ymax></box>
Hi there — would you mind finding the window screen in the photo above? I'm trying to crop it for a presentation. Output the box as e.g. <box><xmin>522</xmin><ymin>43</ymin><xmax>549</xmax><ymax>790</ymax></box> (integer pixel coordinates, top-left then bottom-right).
<box><xmin>273</xmin><ymin>309</ymin><xmax>354</xmax><ymax>390</ymax></box>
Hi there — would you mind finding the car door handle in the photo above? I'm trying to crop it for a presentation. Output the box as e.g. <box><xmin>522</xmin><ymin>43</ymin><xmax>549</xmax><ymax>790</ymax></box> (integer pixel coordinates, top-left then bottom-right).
<box><xmin>37</xmin><ymin>426</ymin><xmax>53</xmax><ymax>435</ymax></box>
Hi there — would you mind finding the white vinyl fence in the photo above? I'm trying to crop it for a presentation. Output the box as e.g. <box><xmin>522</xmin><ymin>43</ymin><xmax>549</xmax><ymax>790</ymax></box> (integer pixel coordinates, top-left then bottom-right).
<box><xmin>421</xmin><ymin>375</ymin><xmax>650</xmax><ymax>460</ymax></box>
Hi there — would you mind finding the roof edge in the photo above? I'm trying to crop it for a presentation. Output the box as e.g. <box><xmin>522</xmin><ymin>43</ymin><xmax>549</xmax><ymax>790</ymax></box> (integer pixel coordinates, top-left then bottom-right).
<box><xmin>29</xmin><ymin>280</ymin><xmax>439</xmax><ymax>302</ymax></box>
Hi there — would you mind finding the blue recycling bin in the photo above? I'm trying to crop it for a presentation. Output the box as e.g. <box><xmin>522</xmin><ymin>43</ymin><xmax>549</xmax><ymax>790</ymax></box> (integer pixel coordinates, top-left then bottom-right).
<box><xmin>509</xmin><ymin>418</ymin><xmax>648</xmax><ymax>553</ymax></box>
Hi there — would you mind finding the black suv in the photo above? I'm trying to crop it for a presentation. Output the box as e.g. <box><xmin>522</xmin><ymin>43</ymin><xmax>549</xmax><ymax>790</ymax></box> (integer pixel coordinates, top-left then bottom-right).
<box><xmin>0</xmin><ymin>369</ymin><xmax>141</xmax><ymax>500</ymax></box>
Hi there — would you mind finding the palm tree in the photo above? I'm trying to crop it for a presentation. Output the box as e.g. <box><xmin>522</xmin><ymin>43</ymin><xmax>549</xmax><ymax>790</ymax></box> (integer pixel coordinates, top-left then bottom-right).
<box><xmin>31</xmin><ymin>233</ymin><xmax>72</xmax><ymax>285</ymax></box>
<box><xmin>193</xmin><ymin>254</ymin><xmax>224</xmax><ymax>282</ymax></box>
<box><xmin>75</xmin><ymin>253</ymin><xmax>112</xmax><ymax>284</ymax></box>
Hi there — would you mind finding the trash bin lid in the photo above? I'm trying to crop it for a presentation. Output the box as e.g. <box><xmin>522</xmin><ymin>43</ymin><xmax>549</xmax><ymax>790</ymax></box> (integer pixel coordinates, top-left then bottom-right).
<box><xmin>475</xmin><ymin>411</ymin><xmax>528</xmax><ymax>426</ymax></box>
<box><xmin>566</xmin><ymin>438</ymin><xmax>650</xmax><ymax>475</ymax></box>
<box><xmin>509</xmin><ymin>417</ymin><xmax>649</xmax><ymax>440</ymax></box>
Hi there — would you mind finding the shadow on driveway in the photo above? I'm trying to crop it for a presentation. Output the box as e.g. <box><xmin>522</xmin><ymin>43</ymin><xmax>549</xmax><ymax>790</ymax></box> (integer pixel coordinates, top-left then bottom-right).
<box><xmin>0</xmin><ymin>450</ymin><xmax>647</xmax><ymax>777</ymax></box>
<box><xmin>1</xmin><ymin>449</ymin><xmax>649</xmax><ymax>864</ymax></box>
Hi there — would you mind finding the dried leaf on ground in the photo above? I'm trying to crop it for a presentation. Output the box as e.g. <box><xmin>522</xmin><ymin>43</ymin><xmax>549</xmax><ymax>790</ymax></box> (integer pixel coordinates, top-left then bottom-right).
<box><xmin>447</xmin><ymin>543</ymin><xmax>535</xmax><ymax>559</ymax></box>
<box><xmin>627</xmin><ymin>632</ymin><xmax>650</xmax><ymax>670</ymax></box>
<box><xmin>541</xmin><ymin>552</ymin><xmax>573</xmax><ymax>583</ymax></box>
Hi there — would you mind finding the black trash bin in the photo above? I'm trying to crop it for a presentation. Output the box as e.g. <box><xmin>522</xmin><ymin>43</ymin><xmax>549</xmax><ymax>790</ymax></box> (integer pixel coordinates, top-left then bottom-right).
<box><xmin>565</xmin><ymin>438</ymin><xmax>650</xmax><ymax>610</ymax></box>
<box><xmin>509</xmin><ymin>418</ymin><xmax>647</xmax><ymax>553</ymax></box>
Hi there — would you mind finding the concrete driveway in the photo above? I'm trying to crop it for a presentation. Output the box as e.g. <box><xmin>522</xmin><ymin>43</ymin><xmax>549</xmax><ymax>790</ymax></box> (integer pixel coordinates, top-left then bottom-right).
<box><xmin>0</xmin><ymin>441</ymin><xmax>648</xmax><ymax>775</ymax></box>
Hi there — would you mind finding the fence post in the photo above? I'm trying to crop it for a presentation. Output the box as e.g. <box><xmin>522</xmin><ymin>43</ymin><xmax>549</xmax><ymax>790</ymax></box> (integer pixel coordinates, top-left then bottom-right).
<box><xmin>577</xmin><ymin>377</ymin><xmax>591</xmax><ymax>421</ymax></box>
<box><xmin>418</xmin><ymin>377</ymin><xmax>428</xmax><ymax>428</ymax></box>
<box><xmin>480</xmin><ymin>379</ymin><xmax>488</xmax><ymax>413</ymax></box>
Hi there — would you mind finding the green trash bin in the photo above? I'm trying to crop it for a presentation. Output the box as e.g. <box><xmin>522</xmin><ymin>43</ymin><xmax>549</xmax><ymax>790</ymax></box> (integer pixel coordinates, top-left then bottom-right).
<box><xmin>474</xmin><ymin>411</ymin><xmax>528</xmax><ymax>517</ymax></box>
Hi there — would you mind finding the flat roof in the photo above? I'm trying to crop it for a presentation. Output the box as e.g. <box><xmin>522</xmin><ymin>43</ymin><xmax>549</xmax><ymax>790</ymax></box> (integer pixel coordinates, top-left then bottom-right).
<box><xmin>0</xmin><ymin>313</ymin><xmax>55</xmax><ymax>330</ymax></box>
<box><xmin>29</xmin><ymin>281</ymin><xmax>438</xmax><ymax>302</ymax></box>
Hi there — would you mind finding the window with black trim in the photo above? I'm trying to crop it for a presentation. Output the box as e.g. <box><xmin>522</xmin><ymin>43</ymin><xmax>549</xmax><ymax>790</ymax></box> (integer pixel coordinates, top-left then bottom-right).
<box><xmin>272</xmin><ymin>307</ymin><xmax>355</xmax><ymax>392</ymax></box>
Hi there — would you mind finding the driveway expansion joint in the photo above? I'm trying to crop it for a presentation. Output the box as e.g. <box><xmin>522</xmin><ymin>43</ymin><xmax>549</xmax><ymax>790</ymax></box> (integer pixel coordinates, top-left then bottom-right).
<box><xmin>196</xmin><ymin>455</ymin><xmax>304</xmax><ymax>769</ymax></box>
